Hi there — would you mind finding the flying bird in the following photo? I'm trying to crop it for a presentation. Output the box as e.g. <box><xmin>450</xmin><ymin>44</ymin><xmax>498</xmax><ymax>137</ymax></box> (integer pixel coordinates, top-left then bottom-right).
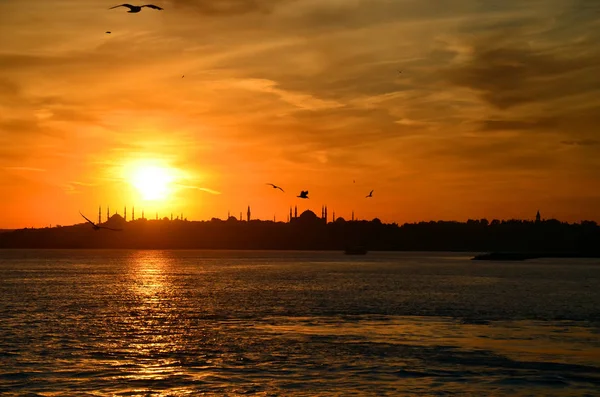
<box><xmin>366</xmin><ymin>190</ymin><xmax>374</xmax><ymax>198</ymax></box>
<box><xmin>266</xmin><ymin>183</ymin><xmax>284</xmax><ymax>192</ymax></box>
<box><xmin>109</xmin><ymin>4</ymin><xmax>163</xmax><ymax>12</ymax></box>
<box><xmin>106</xmin><ymin>31</ymin><xmax>111</xmax><ymax>34</ymax></box>
<box><xmin>297</xmin><ymin>190</ymin><xmax>309</xmax><ymax>199</ymax></box>
<box><xmin>79</xmin><ymin>212</ymin><xmax>123</xmax><ymax>231</ymax></box>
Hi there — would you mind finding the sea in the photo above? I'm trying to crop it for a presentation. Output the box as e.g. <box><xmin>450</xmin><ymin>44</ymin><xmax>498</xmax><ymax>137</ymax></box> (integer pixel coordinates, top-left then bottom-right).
<box><xmin>0</xmin><ymin>250</ymin><xmax>599</xmax><ymax>396</ymax></box>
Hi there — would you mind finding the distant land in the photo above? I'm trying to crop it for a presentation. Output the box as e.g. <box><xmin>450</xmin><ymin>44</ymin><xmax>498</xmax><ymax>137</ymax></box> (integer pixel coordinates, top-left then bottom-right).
<box><xmin>0</xmin><ymin>209</ymin><xmax>599</xmax><ymax>254</ymax></box>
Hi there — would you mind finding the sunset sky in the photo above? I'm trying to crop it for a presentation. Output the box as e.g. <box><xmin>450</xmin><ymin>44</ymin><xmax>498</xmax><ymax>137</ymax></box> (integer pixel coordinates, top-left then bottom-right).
<box><xmin>1</xmin><ymin>0</ymin><xmax>599</xmax><ymax>228</ymax></box>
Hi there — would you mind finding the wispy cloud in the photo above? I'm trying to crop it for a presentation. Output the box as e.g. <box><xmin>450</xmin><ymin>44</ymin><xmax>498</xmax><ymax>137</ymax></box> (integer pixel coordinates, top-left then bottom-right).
<box><xmin>561</xmin><ymin>139</ymin><xmax>600</xmax><ymax>146</ymax></box>
<box><xmin>175</xmin><ymin>183</ymin><xmax>222</xmax><ymax>195</ymax></box>
<box><xmin>169</xmin><ymin>0</ymin><xmax>288</xmax><ymax>15</ymax></box>
<box><xmin>3</xmin><ymin>166</ymin><xmax>47</xmax><ymax>172</ymax></box>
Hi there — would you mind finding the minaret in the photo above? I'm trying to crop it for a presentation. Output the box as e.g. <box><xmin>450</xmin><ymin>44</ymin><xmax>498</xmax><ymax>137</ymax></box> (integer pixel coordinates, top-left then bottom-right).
<box><xmin>294</xmin><ymin>205</ymin><xmax>297</xmax><ymax>218</ymax></box>
<box><xmin>156</xmin><ymin>212</ymin><xmax>158</xmax><ymax>220</ymax></box>
<box><xmin>325</xmin><ymin>206</ymin><xmax>328</xmax><ymax>222</ymax></box>
<box><xmin>289</xmin><ymin>207</ymin><xmax>292</xmax><ymax>222</ymax></box>
<box><xmin>321</xmin><ymin>205</ymin><xmax>324</xmax><ymax>219</ymax></box>
<box><xmin>107</xmin><ymin>206</ymin><xmax>109</xmax><ymax>221</ymax></box>
<box><xmin>536</xmin><ymin>210</ymin><xmax>541</xmax><ymax>223</ymax></box>
<box><xmin>171</xmin><ymin>213</ymin><xmax>173</xmax><ymax>221</ymax></box>
<box><xmin>132</xmin><ymin>206</ymin><xmax>135</xmax><ymax>221</ymax></box>
<box><xmin>333</xmin><ymin>211</ymin><xmax>335</xmax><ymax>222</ymax></box>
<box><xmin>124</xmin><ymin>206</ymin><xmax>127</xmax><ymax>221</ymax></box>
<box><xmin>228</xmin><ymin>210</ymin><xmax>230</xmax><ymax>219</ymax></box>
<box><xmin>181</xmin><ymin>213</ymin><xmax>183</xmax><ymax>221</ymax></box>
<box><xmin>352</xmin><ymin>211</ymin><xmax>354</xmax><ymax>221</ymax></box>
<box><xmin>142</xmin><ymin>210</ymin><xmax>144</xmax><ymax>220</ymax></box>
<box><xmin>98</xmin><ymin>206</ymin><xmax>102</xmax><ymax>224</ymax></box>
<box><xmin>247</xmin><ymin>206</ymin><xmax>251</xmax><ymax>222</ymax></box>
<box><xmin>273</xmin><ymin>214</ymin><xmax>276</xmax><ymax>222</ymax></box>
<box><xmin>240</xmin><ymin>212</ymin><xmax>242</xmax><ymax>221</ymax></box>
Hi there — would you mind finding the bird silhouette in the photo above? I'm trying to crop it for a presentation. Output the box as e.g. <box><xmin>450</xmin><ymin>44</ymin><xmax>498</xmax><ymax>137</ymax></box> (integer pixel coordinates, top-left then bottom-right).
<box><xmin>79</xmin><ymin>211</ymin><xmax>123</xmax><ymax>231</ymax></box>
<box><xmin>366</xmin><ymin>190</ymin><xmax>374</xmax><ymax>198</ymax></box>
<box><xmin>297</xmin><ymin>190</ymin><xmax>309</xmax><ymax>199</ymax></box>
<box><xmin>106</xmin><ymin>31</ymin><xmax>111</xmax><ymax>34</ymax></box>
<box><xmin>266</xmin><ymin>183</ymin><xmax>284</xmax><ymax>192</ymax></box>
<box><xmin>109</xmin><ymin>4</ymin><xmax>163</xmax><ymax>12</ymax></box>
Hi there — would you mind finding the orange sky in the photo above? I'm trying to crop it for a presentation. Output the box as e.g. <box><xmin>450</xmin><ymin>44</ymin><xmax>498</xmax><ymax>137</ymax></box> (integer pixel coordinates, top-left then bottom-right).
<box><xmin>1</xmin><ymin>0</ymin><xmax>599</xmax><ymax>228</ymax></box>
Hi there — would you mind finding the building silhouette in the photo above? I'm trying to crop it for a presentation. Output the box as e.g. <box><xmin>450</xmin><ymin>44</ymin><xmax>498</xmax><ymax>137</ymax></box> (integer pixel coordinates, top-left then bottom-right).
<box><xmin>536</xmin><ymin>210</ymin><xmax>541</xmax><ymax>223</ymax></box>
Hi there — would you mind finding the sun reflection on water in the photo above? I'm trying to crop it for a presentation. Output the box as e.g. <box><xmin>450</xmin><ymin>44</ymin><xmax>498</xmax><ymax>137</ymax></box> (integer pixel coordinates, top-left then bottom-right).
<box><xmin>122</xmin><ymin>251</ymin><xmax>190</xmax><ymax>392</ymax></box>
<box><xmin>129</xmin><ymin>250</ymin><xmax>173</xmax><ymax>300</ymax></box>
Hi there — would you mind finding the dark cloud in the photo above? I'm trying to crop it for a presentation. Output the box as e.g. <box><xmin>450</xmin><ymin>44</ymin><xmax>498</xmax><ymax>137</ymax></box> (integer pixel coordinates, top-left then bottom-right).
<box><xmin>425</xmin><ymin>135</ymin><xmax>563</xmax><ymax>173</ymax></box>
<box><xmin>542</xmin><ymin>0</ymin><xmax>600</xmax><ymax>42</ymax></box>
<box><xmin>274</xmin><ymin>0</ymin><xmax>478</xmax><ymax>34</ymax></box>
<box><xmin>477</xmin><ymin>104</ymin><xmax>600</xmax><ymax>140</ymax></box>
<box><xmin>168</xmin><ymin>0</ymin><xmax>288</xmax><ymax>15</ymax></box>
<box><xmin>0</xmin><ymin>79</ymin><xmax>20</xmax><ymax>99</ymax></box>
<box><xmin>480</xmin><ymin>118</ymin><xmax>558</xmax><ymax>132</ymax></box>
<box><xmin>447</xmin><ymin>45</ymin><xmax>600</xmax><ymax>110</ymax></box>
<box><xmin>0</xmin><ymin>118</ymin><xmax>43</xmax><ymax>134</ymax></box>
<box><xmin>446</xmin><ymin>1</ymin><xmax>600</xmax><ymax>111</ymax></box>
<box><xmin>561</xmin><ymin>139</ymin><xmax>600</xmax><ymax>146</ymax></box>
<box><xmin>283</xmin><ymin>106</ymin><xmax>406</xmax><ymax>148</ymax></box>
<box><xmin>0</xmin><ymin>117</ymin><xmax>64</xmax><ymax>138</ymax></box>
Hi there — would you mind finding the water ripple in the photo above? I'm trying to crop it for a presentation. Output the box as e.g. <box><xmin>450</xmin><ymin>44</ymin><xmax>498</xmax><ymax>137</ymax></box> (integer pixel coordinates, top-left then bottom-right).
<box><xmin>1</xmin><ymin>250</ymin><xmax>599</xmax><ymax>396</ymax></box>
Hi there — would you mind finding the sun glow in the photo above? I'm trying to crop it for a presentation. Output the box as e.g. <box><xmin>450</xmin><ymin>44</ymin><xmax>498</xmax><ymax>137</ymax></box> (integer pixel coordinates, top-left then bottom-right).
<box><xmin>129</xmin><ymin>162</ymin><xmax>176</xmax><ymax>201</ymax></box>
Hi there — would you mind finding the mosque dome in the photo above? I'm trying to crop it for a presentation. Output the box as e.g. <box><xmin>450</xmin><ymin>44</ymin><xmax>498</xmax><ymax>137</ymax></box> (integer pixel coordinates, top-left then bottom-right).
<box><xmin>299</xmin><ymin>210</ymin><xmax>318</xmax><ymax>220</ymax></box>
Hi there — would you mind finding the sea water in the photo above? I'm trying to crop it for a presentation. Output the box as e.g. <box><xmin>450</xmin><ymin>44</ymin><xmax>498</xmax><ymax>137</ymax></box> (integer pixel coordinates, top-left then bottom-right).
<box><xmin>1</xmin><ymin>250</ymin><xmax>599</xmax><ymax>396</ymax></box>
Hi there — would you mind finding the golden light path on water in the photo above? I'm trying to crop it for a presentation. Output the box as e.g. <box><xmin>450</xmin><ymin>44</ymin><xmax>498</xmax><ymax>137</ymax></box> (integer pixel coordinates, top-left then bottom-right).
<box><xmin>120</xmin><ymin>251</ymin><xmax>190</xmax><ymax>393</ymax></box>
<box><xmin>1</xmin><ymin>251</ymin><xmax>598</xmax><ymax>396</ymax></box>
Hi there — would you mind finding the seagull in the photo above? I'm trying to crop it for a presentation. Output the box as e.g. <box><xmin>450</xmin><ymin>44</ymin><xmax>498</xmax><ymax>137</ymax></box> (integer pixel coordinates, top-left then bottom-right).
<box><xmin>79</xmin><ymin>211</ymin><xmax>123</xmax><ymax>231</ymax></box>
<box><xmin>366</xmin><ymin>190</ymin><xmax>374</xmax><ymax>198</ymax></box>
<box><xmin>297</xmin><ymin>190</ymin><xmax>309</xmax><ymax>199</ymax></box>
<box><xmin>109</xmin><ymin>4</ymin><xmax>163</xmax><ymax>13</ymax></box>
<box><xmin>106</xmin><ymin>31</ymin><xmax>111</xmax><ymax>34</ymax></box>
<box><xmin>266</xmin><ymin>183</ymin><xmax>284</xmax><ymax>192</ymax></box>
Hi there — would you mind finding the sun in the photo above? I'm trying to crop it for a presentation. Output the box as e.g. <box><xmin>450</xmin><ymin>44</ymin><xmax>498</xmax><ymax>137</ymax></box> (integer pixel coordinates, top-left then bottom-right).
<box><xmin>130</xmin><ymin>164</ymin><xmax>175</xmax><ymax>201</ymax></box>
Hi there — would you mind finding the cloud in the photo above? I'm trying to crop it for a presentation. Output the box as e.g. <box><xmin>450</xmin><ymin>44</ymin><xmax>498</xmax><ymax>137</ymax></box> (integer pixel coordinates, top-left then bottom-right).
<box><xmin>479</xmin><ymin>118</ymin><xmax>558</xmax><ymax>132</ymax></box>
<box><xmin>446</xmin><ymin>44</ymin><xmax>600</xmax><ymax>110</ymax></box>
<box><xmin>63</xmin><ymin>180</ymin><xmax>96</xmax><ymax>194</ymax></box>
<box><xmin>561</xmin><ymin>139</ymin><xmax>600</xmax><ymax>146</ymax></box>
<box><xmin>168</xmin><ymin>0</ymin><xmax>288</xmax><ymax>15</ymax></box>
<box><xmin>225</xmin><ymin>78</ymin><xmax>343</xmax><ymax>110</ymax></box>
<box><xmin>443</xmin><ymin>1</ymin><xmax>600</xmax><ymax>113</ymax></box>
<box><xmin>3</xmin><ymin>166</ymin><xmax>46</xmax><ymax>172</ymax></box>
<box><xmin>175</xmin><ymin>183</ymin><xmax>221</xmax><ymax>195</ymax></box>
